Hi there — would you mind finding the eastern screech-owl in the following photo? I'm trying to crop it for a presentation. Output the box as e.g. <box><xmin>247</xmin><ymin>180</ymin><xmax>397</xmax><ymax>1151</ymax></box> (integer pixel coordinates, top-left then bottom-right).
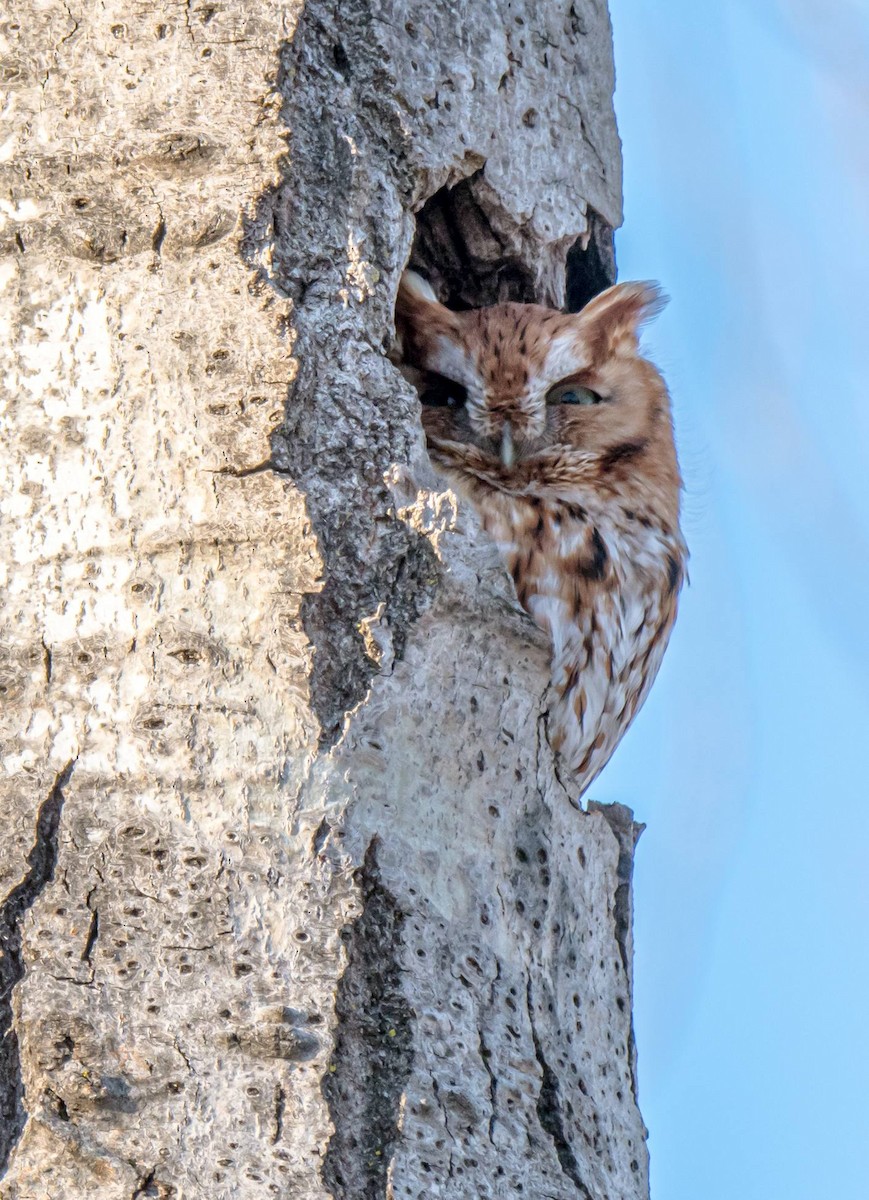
<box><xmin>395</xmin><ymin>270</ymin><xmax>686</xmax><ymax>795</ymax></box>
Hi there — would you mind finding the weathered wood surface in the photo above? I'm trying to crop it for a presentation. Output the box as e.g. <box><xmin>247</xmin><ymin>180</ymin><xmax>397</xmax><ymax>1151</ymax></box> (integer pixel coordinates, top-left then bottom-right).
<box><xmin>0</xmin><ymin>2</ymin><xmax>647</xmax><ymax>1197</ymax></box>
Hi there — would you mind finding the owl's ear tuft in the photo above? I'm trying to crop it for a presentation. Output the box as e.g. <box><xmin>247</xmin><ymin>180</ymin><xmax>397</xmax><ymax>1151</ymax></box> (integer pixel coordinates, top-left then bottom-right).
<box><xmin>577</xmin><ymin>281</ymin><xmax>668</xmax><ymax>360</ymax></box>
<box><xmin>394</xmin><ymin>270</ymin><xmax>460</xmax><ymax>369</ymax></box>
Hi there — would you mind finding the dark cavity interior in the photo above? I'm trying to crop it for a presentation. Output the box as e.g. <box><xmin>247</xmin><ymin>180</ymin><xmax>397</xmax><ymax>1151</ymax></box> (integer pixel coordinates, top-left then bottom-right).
<box><xmin>406</xmin><ymin>171</ymin><xmax>616</xmax><ymax>313</ymax></box>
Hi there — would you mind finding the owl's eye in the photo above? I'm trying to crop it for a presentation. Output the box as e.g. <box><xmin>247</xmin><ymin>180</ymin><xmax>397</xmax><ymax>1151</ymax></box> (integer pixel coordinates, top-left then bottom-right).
<box><xmin>419</xmin><ymin>377</ymin><xmax>468</xmax><ymax>409</ymax></box>
<box><xmin>546</xmin><ymin>382</ymin><xmax>603</xmax><ymax>406</ymax></box>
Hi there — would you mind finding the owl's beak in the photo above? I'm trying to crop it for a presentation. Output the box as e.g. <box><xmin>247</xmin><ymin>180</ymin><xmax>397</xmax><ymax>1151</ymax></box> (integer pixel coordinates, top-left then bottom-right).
<box><xmin>500</xmin><ymin>420</ymin><xmax>515</xmax><ymax>468</ymax></box>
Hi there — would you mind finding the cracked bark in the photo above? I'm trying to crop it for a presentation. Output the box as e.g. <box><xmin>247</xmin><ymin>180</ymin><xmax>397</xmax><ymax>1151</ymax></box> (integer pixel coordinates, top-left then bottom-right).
<box><xmin>588</xmin><ymin>801</ymin><xmax>646</xmax><ymax>1102</ymax></box>
<box><xmin>527</xmin><ymin>978</ymin><xmax>593</xmax><ymax>1200</ymax></box>
<box><xmin>0</xmin><ymin>762</ymin><xmax>75</xmax><ymax>1173</ymax></box>
<box><xmin>2</xmin><ymin>1</ymin><xmax>649</xmax><ymax>1197</ymax></box>
<box><xmin>321</xmin><ymin>841</ymin><xmax>414</xmax><ymax>1200</ymax></box>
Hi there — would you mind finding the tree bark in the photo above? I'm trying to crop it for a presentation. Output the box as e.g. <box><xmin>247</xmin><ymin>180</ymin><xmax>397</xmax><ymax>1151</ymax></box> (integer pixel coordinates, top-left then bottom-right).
<box><xmin>0</xmin><ymin>2</ymin><xmax>648</xmax><ymax>1197</ymax></box>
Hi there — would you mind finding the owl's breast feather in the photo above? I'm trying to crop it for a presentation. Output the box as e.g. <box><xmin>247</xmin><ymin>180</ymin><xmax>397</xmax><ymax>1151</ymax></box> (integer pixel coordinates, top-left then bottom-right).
<box><xmin>472</xmin><ymin>488</ymin><xmax>684</xmax><ymax>788</ymax></box>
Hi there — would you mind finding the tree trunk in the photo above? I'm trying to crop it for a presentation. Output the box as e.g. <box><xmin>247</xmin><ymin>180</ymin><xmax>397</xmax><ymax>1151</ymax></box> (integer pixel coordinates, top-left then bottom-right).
<box><xmin>0</xmin><ymin>2</ymin><xmax>648</xmax><ymax>1197</ymax></box>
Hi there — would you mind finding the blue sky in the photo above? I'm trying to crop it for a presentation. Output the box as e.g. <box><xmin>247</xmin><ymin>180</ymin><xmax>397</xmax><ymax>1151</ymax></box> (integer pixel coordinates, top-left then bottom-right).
<box><xmin>592</xmin><ymin>2</ymin><xmax>869</xmax><ymax>1196</ymax></box>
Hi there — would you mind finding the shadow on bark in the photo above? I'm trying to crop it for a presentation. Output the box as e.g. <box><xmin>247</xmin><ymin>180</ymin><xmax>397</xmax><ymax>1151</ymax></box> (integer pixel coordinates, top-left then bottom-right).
<box><xmin>321</xmin><ymin>840</ymin><xmax>414</xmax><ymax>1199</ymax></box>
<box><xmin>240</xmin><ymin>10</ymin><xmax>440</xmax><ymax>747</ymax></box>
<box><xmin>240</xmin><ymin>4</ymin><xmax>617</xmax><ymax>747</ymax></box>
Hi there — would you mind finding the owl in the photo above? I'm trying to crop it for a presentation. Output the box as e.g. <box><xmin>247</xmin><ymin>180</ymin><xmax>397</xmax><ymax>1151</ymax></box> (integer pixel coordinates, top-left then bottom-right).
<box><xmin>395</xmin><ymin>270</ymin><xmax>686</xmax><ymax>795</ymax></box>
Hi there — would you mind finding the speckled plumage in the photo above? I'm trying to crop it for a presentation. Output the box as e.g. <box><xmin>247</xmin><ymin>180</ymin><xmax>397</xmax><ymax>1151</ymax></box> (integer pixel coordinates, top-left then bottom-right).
<box><xmin>396</xmin><ymin>271</ymin><xmax>686</xmax><ymax>794</ymax></box>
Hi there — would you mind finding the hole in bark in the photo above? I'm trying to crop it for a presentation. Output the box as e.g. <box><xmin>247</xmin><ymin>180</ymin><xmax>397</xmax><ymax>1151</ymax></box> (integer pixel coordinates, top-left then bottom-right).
<box><xmin>332</xmin><ymin>42</ymin><xmax>350</xmax><ymax>75</ymax></box>
<box><xmin>44</xmin><ymin>1088</ymin><xmax>70</xmax><ymax>1120</ymax></box>
<box><xmin>565</xmin><ymin>210</ymin><xmax>616</xmax><ymax>312</ymax></box>
<box><xmin>407</xmin><ymin>173</ymin><xmax>536</xmax><ymax>309</ymax></box>
<box><xmin>407</xmin><ymin>171</ymin><xmax>614</xmax><ymax>312</ymax></box>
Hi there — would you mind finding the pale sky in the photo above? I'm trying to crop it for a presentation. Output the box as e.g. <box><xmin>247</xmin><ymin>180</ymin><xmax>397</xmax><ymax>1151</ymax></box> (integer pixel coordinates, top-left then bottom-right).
<box><xmin>592</xmin><ymin>2</ymin><xmax>869</xmax><ymax>1196</ymax></box>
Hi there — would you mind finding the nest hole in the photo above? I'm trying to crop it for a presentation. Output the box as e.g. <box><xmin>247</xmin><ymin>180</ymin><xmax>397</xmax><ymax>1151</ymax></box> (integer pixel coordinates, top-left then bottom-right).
<box><xmin>565</xmin><ymin>209</ymin><xmax>617</xmax><ymax>312</ymax></box>
<box><xmin>406</xmin><ymin>171</ymin><xmax>615</xmax><ymax>312</ymax></box>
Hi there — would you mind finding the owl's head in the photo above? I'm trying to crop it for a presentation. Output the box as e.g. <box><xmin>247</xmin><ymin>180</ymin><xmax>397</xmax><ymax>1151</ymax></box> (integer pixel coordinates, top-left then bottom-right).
<box><xmin>395</xmin><ymin>270</ymin><xmax>679</xmax><ymax>506</ymax></box>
